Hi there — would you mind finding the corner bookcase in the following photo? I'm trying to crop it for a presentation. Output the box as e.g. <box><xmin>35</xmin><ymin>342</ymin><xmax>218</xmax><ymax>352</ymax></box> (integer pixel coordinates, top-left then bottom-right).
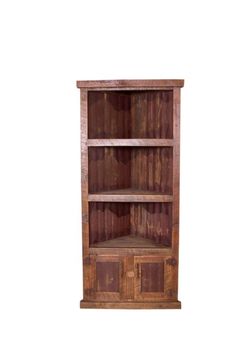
<box><xmin>77</xmin><ymin>80</ymin><xmax>184</xmax><ymax>309</ymax></box>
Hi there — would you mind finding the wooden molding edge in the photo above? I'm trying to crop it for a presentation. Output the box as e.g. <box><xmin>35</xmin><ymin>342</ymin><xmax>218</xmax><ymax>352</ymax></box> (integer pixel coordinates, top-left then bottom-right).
<box><xmin>76</xmin><ymin>80</ymin><xmax>184</xmax><ymax>89</ymax></box>
<box><xmin>80</xmin><ymin>300</ymin><xmax>181</xmax><ymax>309</ymax></box>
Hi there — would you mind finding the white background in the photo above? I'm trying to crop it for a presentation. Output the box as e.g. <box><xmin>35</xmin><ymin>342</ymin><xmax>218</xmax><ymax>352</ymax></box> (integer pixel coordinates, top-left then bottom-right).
<box><xmin>0</xmin><ymin>0</ymin><xmax>235</xmax><ymax>353</ymax></box>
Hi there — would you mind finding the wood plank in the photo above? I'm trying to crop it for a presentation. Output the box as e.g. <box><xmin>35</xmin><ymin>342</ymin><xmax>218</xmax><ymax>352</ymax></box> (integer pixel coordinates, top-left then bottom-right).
<box><xmin>77</xmin><ymin>79</ymin><xmax>184</xmax><ymax>89</ymax></box>
<box><xmin>80</xmin><ymin>90</ymin><xmax>89</xmax><ymax>255</ymax></box>
<box><xmin>172</xmin><ymin>88</ymin><xmax>181</xmax><ymax>298</ymax></box>
<box><xmin>88</xmin><ymin>190</ymin><xmax>173</xmax><ymax>202</ymax></box>
<box><xmin>90</xmin><ymin>234</ymin><xmax>170</xmax><ymax>249</ymax></box>
<box><xmin>89</xmin><ymin>247</ymin><xmax>172</xmax><ymax>256</ymax></box>
<box><xmin>80</xmin><ymin>300</ymin><xmax>181</xmax><ymax>309</ymax></box>
<box><xmin>87</xmin><ymin>139</ymin><xmax>174</xmax><ymax>146</ymax></box>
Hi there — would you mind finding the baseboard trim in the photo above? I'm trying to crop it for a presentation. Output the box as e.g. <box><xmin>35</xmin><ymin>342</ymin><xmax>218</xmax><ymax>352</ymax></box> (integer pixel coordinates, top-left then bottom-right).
<box><xmin>80</xmin><ymin>300</ymin><xmax>181</xmax><ymax>309</ymax></box>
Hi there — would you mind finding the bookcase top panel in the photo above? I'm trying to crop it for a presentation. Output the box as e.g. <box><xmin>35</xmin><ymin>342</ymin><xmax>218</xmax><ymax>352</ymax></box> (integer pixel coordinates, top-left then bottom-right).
<box><xmin>76</xmin><ymin>79</ymin><xmax>184</xmax><ymax>89</ymax></box>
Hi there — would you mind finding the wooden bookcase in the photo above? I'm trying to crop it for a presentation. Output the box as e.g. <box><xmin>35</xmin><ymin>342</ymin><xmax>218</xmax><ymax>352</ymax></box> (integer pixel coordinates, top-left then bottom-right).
<box><xmin>76</xmin><ymin>80</ymin><xmax>184</xmax><ymax>309</ymax></box>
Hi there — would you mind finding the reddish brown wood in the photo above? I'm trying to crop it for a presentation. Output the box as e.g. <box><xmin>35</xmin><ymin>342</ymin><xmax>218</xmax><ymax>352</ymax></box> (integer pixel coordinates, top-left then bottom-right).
<box><xmin>77</xmin><ymin>79</ymin><xmax>184</xmax><ymax>309</ymax></box>
<box><xmin>141</xmin><ymin>263</ymin><xmax>164</xmax><ymax>292</ymax></box>
<box><xmin>89</xmin><ymin>202</ymin><xmax>172</xmax><ymax>248</ymax></box>
<box><xmin>80</xmin><ymin>301</ymin><xmax>181</xmax><ymax>309</ymax></box>
<box><xmin>88</xmin><ymin>147</ymin><xmax>172</xmax><ymax>194</ymax></box>
<box><xmin>96</xmin><ymin>261</ymin><xmax>120</xmax><ymax>292</ymax></box>
<box><xmin>87</xmin><ymin>91</ymin><xmax>173</xmax><ymax>139</ymax></box>
<box><xmin>77</xmin><ymin>79</ymin><xmax>184</xmax><ymax>88</ymax></box>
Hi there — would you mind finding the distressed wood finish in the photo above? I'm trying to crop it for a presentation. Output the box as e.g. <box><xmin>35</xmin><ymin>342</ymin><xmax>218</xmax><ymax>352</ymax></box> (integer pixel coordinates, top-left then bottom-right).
<box><xmin>77</xmin><ymin>79</ymin><xmax>184</xmax><ymax>309</ymax></box>
<box><xmin>88</xmin><ymin>147</ymin><xmax>173</xmax><ymax>194</ymax></box>
<box><xmin>89</xmin><ymin>202</ymin><xmax>172</xmax><ymax>248</ymax></box>
<box><xmin>77</xmin><ymin>79</ymin><xmax>184</xmax><ymax>89</ymax></box>
<box><xmin>87</xmin><ymin>139</ymin><xmax>174</xmax><ymax>147</ymax></box>
<box><xmin>88</xmin><ymin>192</ymin><xmax>173</xmax><ymax>203</ymax></box>
<box><xmin>87</xmin><ymin>91</ymin><xmax>173</xmax><ymax>139</ymax></box>
<box><xmin>80</xmin><ymin>301</ymin><xmax>181</xmax><ymax>309</ymax></box>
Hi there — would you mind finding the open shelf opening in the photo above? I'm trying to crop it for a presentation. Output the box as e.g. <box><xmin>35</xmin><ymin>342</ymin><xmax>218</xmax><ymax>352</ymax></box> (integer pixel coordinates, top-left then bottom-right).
<box><xmin>88</xmin><ymin>90</ymin><xmax>173</xmax><ymax>139</ymax></box>
<box><xmin>88</xmin><ymin>147</ymin><xmax>173</xmax><ymax>194</ymax></box>
<box><xmin>89</xmin><ymin>202</ymin><xmax>172</xmax><ymax>248</ymax></box>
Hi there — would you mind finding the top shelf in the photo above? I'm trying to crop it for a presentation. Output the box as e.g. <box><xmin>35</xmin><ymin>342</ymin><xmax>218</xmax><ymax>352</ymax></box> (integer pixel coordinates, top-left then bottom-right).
<box><xmin>77</xmin><ymin>79</ymin><xmax>184</xmax><ymax>89</ymax></box>
<box><xmin>87</xmin><ymin>90</ymin><xmax>174</xmax><ymax>139</ymax></box>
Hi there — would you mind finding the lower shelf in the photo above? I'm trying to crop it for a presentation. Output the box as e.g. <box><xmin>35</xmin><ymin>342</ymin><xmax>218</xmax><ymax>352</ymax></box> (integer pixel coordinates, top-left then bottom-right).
<box><xmin>80</xmin><ymin>300</ymin><xmax>181</xmax><ymax>309</ymax></box>
<box><xmin>90</xmin><ymin>234</ymin><xmax>170</xmax><ymax>248</ymax></box>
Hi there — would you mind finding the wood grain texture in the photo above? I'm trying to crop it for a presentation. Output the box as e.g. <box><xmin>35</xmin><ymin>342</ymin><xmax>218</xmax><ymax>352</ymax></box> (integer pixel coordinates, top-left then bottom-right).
<box><xmin>80</xmin><ymin>301</ymin><xmax>181</xmax><ymax>309</ymax></box>
<box><xmin>130</xmin><ymin>203</ymin><xmax>172</xmax><ymax>247</ymax></box>
<box><xmin>87</xmin><ymin>139</ymin><xmax>174</xmax><ymax>146</ymax></box>
<box><xmin>80</xmin><ymin>90</ymin><xmax>91</xmax><ymax>301</ymax></box>
<box><xmin>89</xmin><ymin>202</ymin><xmax>172</xmax><ymax>248</ymax></box>
<box><xmin>77</xmin><ymin>79</ymin><xmax>184</xmax><ymax>88</ymax></box>
<box><xmin>88</xmin><ymin>91</ymin><xmax>173</xmax><ymax>139</ymax></box>
<box><xmin>141</xmin><ymin>263</ymin><xmax>164</xmax><ymax>292</ymax></box>
<box><xmin>88</xmin><ymin>191</ymin><xmax>173</xmax><ymax>202</ymax></box>
<box><xmin>171</xmin><ymin>88</ymin><xmax>181</xmax><ymax>299</ymax></box>
<box><xmin>96</xmin><ymin>261</ymin><xmax>120</xmax><ymax>292</ymax></box>
<box><xmin>89</xmin><ymin>202</ymin><xmax>130</xmax><ymax>245</ymax></box>
<box><xmin>134</xmin><ymin>256</ymin><xmax>177</xmax><ymax>301</ymax></box>
<box><xmin>89</xmin><ymin>256</ymin><xmax>124</xmax><ymax>301</ymax></box>
<box><xmin>91</xmin><ymin>235</ymin><xmax>167</xmax><ymax>248</ymax></box>
<box><xmin>88</xmin><ymin>147</ymin><xmax>173</xmax><ymax>194</ymax></box>
<box><xmin>130</xmin><ymin>91</ymin><xmax>173</xmax><ymax>138</ymax></box>
<box><xmin>131</xmin><ymin>147</ymin><xmax>173</xmax><ymax>194</ymax></box>
<box><xmin>78</xmin><ymin>79</ymin><xmax>184</xmax><ymax>309</ymax></box>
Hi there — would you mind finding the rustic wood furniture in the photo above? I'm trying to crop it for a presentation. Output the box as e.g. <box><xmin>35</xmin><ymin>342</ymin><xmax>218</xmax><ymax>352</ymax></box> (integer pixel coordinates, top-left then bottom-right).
<box><xmin>77</xmin><ymin>80</ymin><xmax>184</xmax><ymax>309</ymax></box>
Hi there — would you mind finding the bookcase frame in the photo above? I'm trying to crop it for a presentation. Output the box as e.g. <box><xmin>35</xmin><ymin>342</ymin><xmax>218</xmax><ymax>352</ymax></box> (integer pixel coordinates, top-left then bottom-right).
<box><xmin>77</xmin><ymin>80</ymin><xmax>184</xmax><ymax>309</ymax></box>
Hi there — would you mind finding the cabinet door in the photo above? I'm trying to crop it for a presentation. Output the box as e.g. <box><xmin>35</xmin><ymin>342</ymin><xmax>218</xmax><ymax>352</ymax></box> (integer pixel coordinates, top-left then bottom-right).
<box><xmin>88</xmin><ymin>256</ymin><xmax>124</xmax><ymax>301</ymax></box>
<box><xmin>134</xmin><ymin>256</ymin><xmax>178</xmax><ymax>301</ymax></box>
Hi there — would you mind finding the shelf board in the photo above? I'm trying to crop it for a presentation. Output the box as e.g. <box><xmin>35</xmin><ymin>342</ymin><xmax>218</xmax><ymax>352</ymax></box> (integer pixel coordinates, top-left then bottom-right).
<box><xmin>90</xmin><ymin>235</ymin><xmax>170</xmax><ymax>249</ymax></box>
<box><xmin>88</xmin><ymin>189</ymin><xmax>173</xmax><ymax>202</ymax></box>
<box><xmin>87</xmin><ymin>139</ymin><xmax>174</xmax><ymax>147</ymax></box>
<box><xmin>77</xmin><ymin>79</ymin><xmax>184</xmax><ymax>89</ymax></box>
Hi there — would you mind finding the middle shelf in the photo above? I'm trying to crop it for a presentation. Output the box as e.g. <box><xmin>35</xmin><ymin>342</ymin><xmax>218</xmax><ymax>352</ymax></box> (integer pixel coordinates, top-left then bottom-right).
<box><xmin>89</xmin><ymin>146</ymin><xmax>173</xmax><ymax>194</ymax></box>
<box><xmin>88</xmin><ymin>189</ymin><xmax>173</xmax><ymax>202</ymax></box>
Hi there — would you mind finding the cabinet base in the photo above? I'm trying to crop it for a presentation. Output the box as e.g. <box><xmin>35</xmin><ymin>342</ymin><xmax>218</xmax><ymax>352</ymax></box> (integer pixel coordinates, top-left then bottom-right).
<box><xmin>80</xmin><ymin>300</ymin><xmax>181</xmax><ymax>309</ymax></box>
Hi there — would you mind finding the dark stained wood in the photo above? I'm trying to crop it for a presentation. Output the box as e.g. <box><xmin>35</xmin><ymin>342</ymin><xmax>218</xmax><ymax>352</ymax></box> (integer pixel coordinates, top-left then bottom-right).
<box><xmin>78</xmin><ymin>79</ymin><xmax>184</xmax><ymax>309</ymax></box>
<box><xmin>88</xmin><ymin>256</ymin><xmax>124</xmax><ymax>301</ymax></box>
<box><xmin>88</xmin><ymin>147</ymin><xmax>131</xmax><ymax>193</ymax></box>
<box><xmin>89</xmin><ymin>202</ymin><xmax>130</xmax><ymax>245</ymax></box>
<box><xmin>131</xmin><ymin>147</ymin><xmax>173</xmax><ymax>194</ymax></box>
<box><xmin>134</xmin><ymin>256</ymin><xmax>177</xmax><ymax>301</ymax></box>
<box><xmin>77</xmin><ymin>79</ymin><xmax>184</xmax><ymax>88</ymax></box>
<box><xmin>141</xmin><ymin>263</ymin><xmax>164</xmax><ymax>292</ymax></box>
<box><xmin>88</xmin><ymin>91</ymin><xmax>173</xmax><ymax>139</ymax></box>
<box><xmin>89</xmin><ymin>202</ymin><xmax>172</xmax><ymax>248</ymax></box>
<box><xmin>130</xmin><ymin>91</ymin><xmax>173</xmax><ymax>138</ymax></box>
<box><xmin>130</xmin><ymin>203</ymin><xmax>172</xmax><ymax>247</ymax></box>
<box><xmin>88</xmin><ymin>147</ymin><xmax>173</xmax><ymax>194</ymax></box>
<box><xmin>96</xmin><ymin>261</ymin><xmax>120</xmax><ymax>292</ymax></box>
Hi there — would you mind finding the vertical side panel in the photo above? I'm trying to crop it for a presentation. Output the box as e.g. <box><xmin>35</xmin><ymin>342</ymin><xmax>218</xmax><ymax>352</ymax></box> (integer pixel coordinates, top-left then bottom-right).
<box><xmin>172</xmin><ymin>88</ymin><xmax>180</xmax><ymax>296</ymax></box>
<box><xmin>81</xmin><ymin>89</ymin><xmax>90</xmax><ymax>300</ymax></box>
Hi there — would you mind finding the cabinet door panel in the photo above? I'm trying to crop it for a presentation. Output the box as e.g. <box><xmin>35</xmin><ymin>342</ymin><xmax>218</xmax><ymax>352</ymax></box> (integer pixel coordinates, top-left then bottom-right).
<box><xmin>96</xmin><ymin>261</ymin><xmax>120</xmax><ymax>292</ymax></box>
<box><xmin>141</xmin><ymin>262</ymin><xmax>164</xmax><ymax>293</ymax></box>
<box><xmin>134</xmin><ymin>256</ymin><xmax>177</xmax><ymax>301</ymax></box>
<box><xmin>90</xmin><ymin>256</ymin><xmax>124</xmax><ymax>301</ymax></box>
